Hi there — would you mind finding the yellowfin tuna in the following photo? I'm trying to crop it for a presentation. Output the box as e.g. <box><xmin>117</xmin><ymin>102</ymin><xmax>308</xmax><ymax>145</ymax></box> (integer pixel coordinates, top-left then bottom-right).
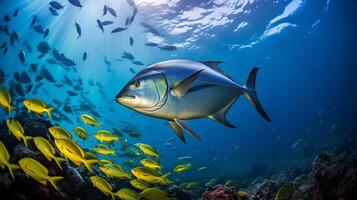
<box><xmin>135</xmin><ymin>143</ymin><xmax>159</xmax><ymax>158</ymax></box>
<box><xmin>0</xmin><ymin>86</ymin><xmax>15</xmax><ymax>114</ymax></box>
<box><xmin>0</xmin><ymin>140</ymin><xmax>20</xmax><ymax>180</ymax></box>
<box><xmin>49</xmin><ymin>126</ymin><xmax>72</xmax><ymax>139</ymax></box>
<box><xmin>90</xmin><ymin>176</ymin><xmax>115</xmax><ymax>200</ymax></box>
<box><xmin>73</xmin><ymin>127</ymin><xmax>88</xmax><ymax>140</ymax></box>
<box><xmin>94</xmin><ymin>144</ymin><xmax>116</xmax><ymax>156</ymax></box>
<box><xmin>18</xmin><ymin>157</ymin><xmax>63</xmax><ymax>191</ymax></box>
<box><xmin>23</xmin><ymin>98</ymin><xmax>54</xmax><ymax>119</ymax></box>
<box><xmin>115</xmin><ymin>188</ymin><xmax>138</xmax><ymax>200</ymax></box>
<box><xmin>6</xmin><ymin>119</ymin><xmax>32</xmax><ymax>147</ymax></box>
<box><xmin>33</xmin><ymin>137</ymin><xmax>66</xmax><ymax>169</ymax></box>
<box><xmin>130</xmin><ymin>179</ymin><xmax>150</xmax><ymax>190</ymax></box>
<box><xmin>55</xmin><ymin>138</ymin><xmax>98</xmax><ymax>173</ymax></box>
<box><xmin>131</xmin><ymin>167</ymin><xmax>172</xmax><ymax>185</ymax></box>
<box><xmin>173</xmin><ymin>163</ymin><xmax>192</xmax><ymax>173</ymax></box>
<box><xmin>100</xmin><ymin>163</ymin><xmax>131</xmax><ymax>180</ymax></box>
<box><xmin>140</xmin><ymin>188</ymin><xmax>175</xmax><ymax>200</ymax></box>
<box><xmin>140</xmin><ymin>158</ymin><xmax>162</xmax><ymax>171</ymax></box>
<box><xmin>80</xmin><ymin>114</ymin><xmax>101</xmax><ymax>126</ymax></box>
<box><xmin>94</xmin><ymin>130</ymin><xmax>119</xmax><ymax>143</ymax></box>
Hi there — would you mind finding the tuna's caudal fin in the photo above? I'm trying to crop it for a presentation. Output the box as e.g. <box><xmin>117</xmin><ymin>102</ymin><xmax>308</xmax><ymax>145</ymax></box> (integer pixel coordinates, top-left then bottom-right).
<box><xmin>48</xmin><ymin>176</ymin><xmax>64</xmax><ymax>191</ymax></box>
<box><xmin>82</xmin><ymin>159</ymin><xmax>99</xmax><ymax>173</ymax></box>
<box><xmin>46</xmin><ymin>107</ymin><xmax>55</xmax><ymax>120</ymax></box>
<box><xmin>243</xmin><ymin>67</ymin><xmax>271</xmax><ymax>122</ymax></box>
<box><xmin>6</xmin><ymin>163</ymin><xmax>20</xmax><ymax>181</ymax></box>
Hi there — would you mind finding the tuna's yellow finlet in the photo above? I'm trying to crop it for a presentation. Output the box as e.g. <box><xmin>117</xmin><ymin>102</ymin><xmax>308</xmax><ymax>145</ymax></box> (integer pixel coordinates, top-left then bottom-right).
<box><xmin>23</xmin><ymin>98</ymin><xmax>54</xmax><ymax>119</ymax></box>
<box><xmin>0</xmin><ymin>140</ymin><xmax>20</xmax><ymax>180</ymax></box>
<box><xmin>18</xmin><ymin>157</ymin><xmax>63</xmax><ymax>191</ymax></box>
<box><xmin>33</xmin><ymin>137</ymin><xmax>66</xmax><ymax>169</ymax></box>
<box><xmin>80</xmin><ymin>114</ymin><xmax>101</xmax><ymax>126</ymax></box>
<box><xmin>0</xmin><ymin>86</ymin><xmax>15</xmax><ymax>115</ymax></box>
<box><xmin>6</xmin><ymin>119</ymin><xmax>32</xmax><ymax>147</ymax></box>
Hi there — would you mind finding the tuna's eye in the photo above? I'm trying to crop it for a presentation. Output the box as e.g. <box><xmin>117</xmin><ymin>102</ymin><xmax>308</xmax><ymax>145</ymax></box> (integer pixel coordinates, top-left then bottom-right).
<box><xmin>131</xmin><ymin>81</ymin><xmax>140</xmax><ymax>88</ymax></box>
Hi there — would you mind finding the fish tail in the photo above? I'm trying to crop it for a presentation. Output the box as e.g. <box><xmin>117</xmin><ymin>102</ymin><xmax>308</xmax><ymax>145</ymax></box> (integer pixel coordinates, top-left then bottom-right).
<box><xmin>243</xmin><ymin>67</ymin><xmax>271</xmax><ymax>122</ymax></box>
<box><xmin>8</xmin><ymin>105</ymin><xmax>15</xmax><ymax>115</ymax></box>
<box><xmin>46</xmin><ymin>107</ymin><xmax>55</xmax><ymax>120</ymax></box>
<box><xmin>23</xmin><ymin>136</ymin><xmax>33</xmax><ymax>148</ymax></box>
<box><xmin>53</xmin><ymin>156</ymin><xmax>66</xmax><ymax>169</ymax></box>
<box><xmin>110</xmin><ymin>192</ymin><xmax>115</xmax><ymax>200</ymax></box>
<box><xmin>6</xmin><ymin>163</ymin><xmax>20</xmax><ymax>181</ymax></box>
<box><xmin>48</xmin><ymin>176</ymin><xmax>64</xmax><ymax>191</ymax></box>
<box><xmin>82</xmin><ymin>159</ymin><xmax>99</xmax><ymax>173</ymax></box>
<box><xmin>160</xmin><ymin>172</ymin><xmax>173</xmax><ymax>185</ymax></box>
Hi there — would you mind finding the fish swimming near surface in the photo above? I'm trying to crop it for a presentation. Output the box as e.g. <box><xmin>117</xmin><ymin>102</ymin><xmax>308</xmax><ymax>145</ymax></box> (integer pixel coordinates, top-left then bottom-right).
<box><xmin>19</xmin><ymin>51</ymin><xmax>25</xmax><ymax>64</ymax></box>
<box><xmin>116</xmin><ymin>59</ymin><xmax>271</xmax><ymax>143</ymax></box>
<box><xmin>50</xmin><ymin>1</ymin><xmax>64</xmax><ymax>10</ymax></box>
<box><xmin>102</xmin><ymin>20</ymin><xmax>114</xmax><ymax>26</ymax></box>
<box><xmin>75</xmin><ymin>21</ymin><xmax>81</xmax><ymax>38</ymax></box>
<box><xmin>68</xmin><ymin>0</ymin><xmax>83</xmax><ymax>8</ymax></box>
<box><xmin>49</xmin><ymin>7</ymin><xmax>59</xmax><ymax>16</ymax></box>
<box><xmin>96</xmin><ymin>19</ymin><xmax>104</xmax><ymax>33</ymax></box>
<box><xmin>111</xmin><ymin>27</ymin><xmax>127</xmax><ymax>33</ymax></box>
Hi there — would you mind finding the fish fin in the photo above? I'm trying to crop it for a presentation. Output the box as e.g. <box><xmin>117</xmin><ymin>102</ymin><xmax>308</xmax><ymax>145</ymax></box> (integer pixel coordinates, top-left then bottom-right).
<box><xmin>171</xmin><ymin>69</ymin><xmax>204</xmax><ymax>97</ymax></box>
<box><xmin>82</xmin><ymin>159</ymin><xmax>98</xmax><ymax>173</ymax></box>
<box><xmin>168</xmin><ymin>121</ymin><xmax>185</xmax><ymax>143</ymax></box>
<box><xmin>23</xmin><ymin>136</ymin><xmax>33</xmax><ymax>148</ymax></box>
<box><xmin>48</xmin><ymin>176</ymin><xmax>63</xmax><ymax>191</ymax></box>
<box><xmin>53</xmin><ymin>156</ymin><xmax>65</xmax><ymax>169</ymax></box>
<box><xmin>110</xmin><ymin>192</ymin><xmax>115</xmax><ymax>200</ymax></box>
<box><xmin>8</xmin><ymin>105</ymin><xmax>15</xmax><ymax>115</ymax></box>
<box><xmin>174</xmin><ymin>119</ymin><xmax>202</xmax><ymax>141</ymax></box>
<box><xmin>200</xmin><ymin>61</ymin><xmax>235</xmax><ymax>81</ymax></box>
<box><xmin>160</xmin><ymin>172</ymin><xmax>173</xmax><ymax>185</ymax></box>
<box><xmin>46</xmin><ymin>107</ymin><xmax>55</xmax><ymax>120</ymax></box>
<box><xmin>39</xmin><ymin>179</ymin><xmax>47</xmax><ymax>185</ymax></box>
<box><xmin>6</xmin><ymin>163</ymin><xmax>20</xmax><ymax>181</ymax></box>
<box><xmin>208</xmin><ymin>97</ymin><xmax>238</xmax><ymax>128</ymax></box>
<box><xmin>243</xmin><ymin>67</ymin><xmax>271</xmax><ymax>121</ymax></box>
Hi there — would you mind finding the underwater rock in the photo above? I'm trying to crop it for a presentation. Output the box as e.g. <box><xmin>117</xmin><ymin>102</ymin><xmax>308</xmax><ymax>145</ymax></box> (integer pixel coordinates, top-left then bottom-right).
<box><xmin>167</xmin><ymin>185</ymin><xmax>193</xmax><ymax>200</ymax></box>
<box><xmin>202</xmin><ymin>184</ymin><xmax>239</xmax><ymax>200</ymax></box>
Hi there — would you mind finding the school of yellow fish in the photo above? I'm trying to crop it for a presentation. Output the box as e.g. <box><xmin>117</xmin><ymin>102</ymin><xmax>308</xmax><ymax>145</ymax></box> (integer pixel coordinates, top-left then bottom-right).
<box><xmin>0</xmin><ymin>85</ymin><xmax>250</xmax><ymax>200</ymax></box>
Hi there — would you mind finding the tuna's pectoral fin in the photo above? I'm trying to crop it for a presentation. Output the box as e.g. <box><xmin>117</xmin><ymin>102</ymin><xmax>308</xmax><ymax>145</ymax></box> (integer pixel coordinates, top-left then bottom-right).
<box><xmin>174</xmin><ymin>118</ymin><xmax>202</xmax><ymax>141</ymax></box>
<box><xmin>208</xmin><ymin>97</ymin><xmax>238</xmax><ymax>128</ymax></box>
<box><xmin>168</xmin><ymin>121</ymin><xmax>185</xmax><ymax>143</ymax></box>
<box><xmin>171</xmin><ymin>69</ymin><xmax>204</xmax><ymax>97</ymax></box>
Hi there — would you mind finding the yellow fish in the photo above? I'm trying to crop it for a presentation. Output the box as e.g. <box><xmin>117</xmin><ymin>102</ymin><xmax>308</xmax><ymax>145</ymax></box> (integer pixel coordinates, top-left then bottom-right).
<box><xmin>90</xmin><ymin>176</ymin><xmax>115</xmax><ymax>200</ymax></box>
<box><xmin>49</xmin><ymin>126</ymin><xmax>72</xmax><ymax>139</ymax></box>
<box><xmin>100</xmin><ymin>163</ymin><xmax>131</xmax><ymax>180</ymax></box>
<box><xmin>173</xmin><ymin>163</ymin><xmax>192</xmax><ymax>173</ymax></box>
<box><xmin>198</xmin><ymin>166</ymin><xmax>207</xmax><ymax>171</ymax></box>
<box><xmin>73</xmin><ymin>127</ymin><xmax>88</xmax><ymax>140</ymax></box>
<box><xmin>130</xmin><ymin>179</ymin><xmax>150</xmax><ymax>191</ymax></box>
<box><xmin>140</xmin><ymin>188</ymin><xmax>175</xmax><ymax>200</ymax></box>
<box><xmin>94</xmin><ymin>144</ymin><xmax>116</xmax><ymax>156</ymax></box>
<box><xmin>6</xmin><ymin>119</ymin><xmax>32</xmax><ymax>147</ymax></box>
<box><xmin>115</xmin><ymin>188</ymin><xmax>138</xmax><ymax>200</ymax></box>
<box><xmin>131</xmin><ymin>167</ymin><xmax>172</xmax><ymax>185</ymax></box>
<box><xmin>18</xmin><ymin>157</ymin><xmax>63</xmax><ymax>191</ymax></box>
<box><xmin>140</xmin><ymin>158</ymin><xmax>162</xmax><ymax>171</ymax></box>
<box><xmin>55</xmin><ymin>138</ymin><xmax>98</xmax><ymax>173</ymax></box>
<box><xmin>0</xmin><ymin>86</ymin><xmax>15</xmax><ymax>114</ymax></box>
<box><xmin>86</xmin><ymin>151</ymin><xmax>97</xmax><ymax>159</ymax></box>
<box><xmin>0</xmin><ymin>140</ymin><xmax>20</xmax><ymax>180</ymax></box>
<box><xmin>80</xmin><ymin>114</ymin><xmax>101</xmax><ymax>126</ymax></box>
<box><xmin>94</xmin><ymin>130</ymin><xmax>119</xmax><ymax>143</ymax></box>
<box><xmin>23</xmin><ymin>98</ymin><xmax>54</xmax><ymax>119</ymax></box>
<box><xmin>135</xmin><ymin>143</ymin><xmax>159</xmax><ymax>158</ymax></box>
<box><xmin>33</xmin><ymin>137</ymin><xmax>66</xmax><ymax>169</ymax></box>
<box><xmin>186</xmin><ymin>181</ymin><xmax>200</xmax><ymax>189</ymax></box>
<box><xmin>99</xmin><ymin>159</ymin><xmax>113</xmax><ymax>165</ymax></box>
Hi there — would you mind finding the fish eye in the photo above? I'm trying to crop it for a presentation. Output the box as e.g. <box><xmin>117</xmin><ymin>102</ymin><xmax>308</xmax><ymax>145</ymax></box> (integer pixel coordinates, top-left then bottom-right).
<box><xmin>130</xmin><ymin>81</ymin><xmax>140</xmax><ymax>88</ymax></box>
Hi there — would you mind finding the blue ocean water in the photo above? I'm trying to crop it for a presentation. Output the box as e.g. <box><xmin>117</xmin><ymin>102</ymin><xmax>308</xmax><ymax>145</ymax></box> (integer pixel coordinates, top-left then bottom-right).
<box><xmin>0</xmin><ymin>0</ymin><xmax>356</xmax><ymax>194</ymax></box>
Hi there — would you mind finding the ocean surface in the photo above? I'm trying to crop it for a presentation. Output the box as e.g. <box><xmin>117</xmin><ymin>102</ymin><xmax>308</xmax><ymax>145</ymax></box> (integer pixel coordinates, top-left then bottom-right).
<box><xmin>0</xmin><ymin>0</ymin><xmax>356</xmax><ymax>199</ymax></box>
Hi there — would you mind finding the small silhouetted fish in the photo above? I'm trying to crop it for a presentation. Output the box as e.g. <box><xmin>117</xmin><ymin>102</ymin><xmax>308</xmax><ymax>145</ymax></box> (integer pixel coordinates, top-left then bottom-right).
<box><xmin>37</xmin><ymin>41</ymin><xmax>50</xmax><ymax>54</ymax></box>
<box><xmin>14</xmin><ymin>72</ymin><xmax>21</xmax><ymax>82</ymax></box>
<box><xmin>19</xmin><ymin>51</ymin><xmax>25</xmax><ymax>63</ymax></box>
<box><xmin>49</xmin><ymin>7</ymin><xmax>59</xmax><ymax>16</ymax></box>
<box><xmin>52</xmin><ymin>49</ymin><xmax>64</xmax><ymax>61</ymax></box>
<box><xmin>102</xmin><ymin>20</ymin><xmax>113</xmax><ymax>26</ymax></box>
<box><xmin>62</xmin><ymin>58</ymin><xmax>76</xmax><ymax>66</ymax></box>
<box><xmin>13</xmin><ymin>9</ymin><xmax>19</xmax><ymax>17</ymax></box>
<box><xmin>129</xmin><ymin>68</ymin><xmax>135</xmax><ymax>74</ymax></box>
<box><xmin>145</xmin><ymin>42</ymin><xmax>158</xmax><ymax>46</ymax></box>
<box><xmin>3</xmin><ymin>26</ymin><xmax>9</xmax><ymax>35</ymax></box>
<box><xmin>4</xmin><ymin>15</ymin><xmax>10</xmax><ymax>22</ymax></box>
<box><xmin>67</xmin><ymin>90</ymin><xmax>76</xmax><ymax>96</ymax></box>
<box><xmin>3</xmin><ymin>47</ymin><xmax>8</xmax><ymax>55</ymax></box>
<box><xmin>129</xmin><ymin>37</ymin><xmax>134</xmax><ymax>46</ymax></box>
<box><xmin>104</xmin><ymin>57</ymin><xmax>111</xmax><ymax>66</ymax></box>
<box><xmin>20</xmin><ymin>72</ymin><xmax>31</xmax><ymax>83</ymax></box>
<box><xmin>78</xmin><ymin>78</ymin><xmax>83</xmax><ymax>85</ymax></box>
<box><xmin>121</xmin><ymin>52</ymin><xmax>134</xmax><ymax>60</ymax></box>
<box><xmin>103</xmin><ymin>5</ymin><xmax>107</xmax><ymax>16</ymax></box>
<box><xmin>140</xmin><ymin>22</ymin><xmax>162</xmax><ymax>36</ymax></box>
<box><xmin>11</xmin><ymin>31</ymin><xmax>19</xmax><ymax>42</ymax></box>
<box><xmin>26</xmin><ymin>84</ymin><xmax>33</xmax><ymax>93</ymax></box>
<box><xmin>126</xmin><ymin>0</ymin><xmax>135</xmax><ymax>7</ymax></box>
<box><xmin>33</xmin><ymin>25</ymin><xmax>45</xmax><ymax>33</ymax></box>
<box><xmin>23</xmin><ymin>40</ymin><xmax>32</xmax><ymax>52</ymax></box>
<box><xmin>37</xmin><ymin>54</ymin><xmax>46</xmax><ymax>59</ymax></box>
<box><xmin>42</xmin><ymin>68</ymin><xmax>55</xmax><ymax>82</ymax></box>
<box><xmin>31</xmin><ymin>15</ymin><xmax>37</xmax><ymax>26</ymax></box>
<box><xmin>111</xmin><ymin>27</ymin><xmax>127</xmax><ymax>33</ymax></box>
<box><xmin>47</xmin><ymin>58</ymin><xmax>59</xmax><ymax>64</ymax></box>
<box><xmin>107</xmin><ymin>6</ymin><xmax>117</xmax><ymax>17</ymax></box>
<box><xmin>64</xmin><ymin>76</ymin><xmax>73</xmax><ymax>86</ymax></box>
<box><xmin>43</xmin><ymin>28</ymin><xmax>49</xmax><ymax>37</ymax></box>
<box><xmin>63</xmin><ymin>105</ymin><xmax>73</xmax><ymax>113</ymax></box>
<box><xmin>52</xmin><ymin>99</ymin><xmax>61</xmax><ymax>106</ymax></box>
<box><xmin>14</xmin><ymin>83</ymin><xmax>25</xmax><ymax>96</ymax></box>
<box><xmin>132</xmin><ymin>61</ymin><xmax>144</xmax><ymax>65</ymax></box>
<box><xmin>68</xmin><ymin>0</ymin><xmax>83</xmax><ymax>8</ymax></box>
<box><xmin>1</xmin><ymin>42</ymin><xmax>6</xmax><ymax>49</ymax></box>
<box><xmin>82</xmin><ymin>52</ymin><xmax>87</xmax><ymax>61</ymax></box>
<box><xmin>54</xmin><ymin>82</ymin><xmax>63</xmax><ymax>88</ymax></box>
<box><xmin>30</xmin><ymin>64</ymin><xmax>38</xmax><ymax>72</ymax></box>
<box><xmin>97</xmin><ymin>19</ymin><xmax>104</xmax><ymax>32</ymax></box>
<box><xmin>73</xmin><ymin>85</ymin><xmax>83</xmax><ymax>91</ymax></box>
<box><xmin>75</xmin><ymin>21</ymin><xmax>81</xmax><ymax>38</ymax></box>
<box><xmin>0</xmin><ymin>69</ymin><xmax>4</xmax><ymax>83</ymax></box>
<box><xmin>35</xmin><ymin>75</ymin><xmax>43</xmax><ymax>81</ymax></box>
<box><xmin>50</xmin><ymin>1</ymin><xmax>64</xmax><ymax>10</ymax></box>
<box><xmin>159</xmin><ymin>45</ymin><xmax>177</xmax><ymax>51</ymax></box>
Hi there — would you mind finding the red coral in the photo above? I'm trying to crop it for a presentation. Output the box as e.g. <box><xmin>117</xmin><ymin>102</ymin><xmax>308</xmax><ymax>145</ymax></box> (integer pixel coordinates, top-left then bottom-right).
<box><xmin>202</xmin><ymin>184</ymin><xmax>239</xmax><ymax>200</ymax></box>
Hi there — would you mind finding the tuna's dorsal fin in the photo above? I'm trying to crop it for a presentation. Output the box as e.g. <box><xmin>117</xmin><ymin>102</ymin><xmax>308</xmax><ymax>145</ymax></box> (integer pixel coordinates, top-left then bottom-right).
<box><xmin>168</xmin><ymin>121</ymin><xmax>185</xmax><ymax>143</ymax></box>
<box><xmin>200</xmin><ymin>61</ymin><xmax>234</xmax><ymax>81</ymax></box>
<box><xmin>171</xmin><ymin>69</ymin><xmax>204</xmax><ymax>97</ymax></box>
<box><xmin>174</xmin><ymin>118</ymin><xmax>202</xmax><ymax>141</ymax></box>
<box><xmin>208</xmin><ymin>97</ymin><xmax>238</xmax><ymax>128</ymax></box>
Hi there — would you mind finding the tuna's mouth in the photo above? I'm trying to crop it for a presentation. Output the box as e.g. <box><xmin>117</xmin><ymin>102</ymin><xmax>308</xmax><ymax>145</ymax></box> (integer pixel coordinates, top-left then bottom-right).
<box><xmin>116</xmin><ymin>94</ymin><xmax>136</xmax><ymax>103</ymax></box>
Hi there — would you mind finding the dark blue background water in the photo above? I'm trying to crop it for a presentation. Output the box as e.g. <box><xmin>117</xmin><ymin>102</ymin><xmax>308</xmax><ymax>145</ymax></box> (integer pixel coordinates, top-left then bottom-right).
<box><xmin>1</xmin><ymin>0</ymin><xmax>356</xmax><ymax>185</ymax></box>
